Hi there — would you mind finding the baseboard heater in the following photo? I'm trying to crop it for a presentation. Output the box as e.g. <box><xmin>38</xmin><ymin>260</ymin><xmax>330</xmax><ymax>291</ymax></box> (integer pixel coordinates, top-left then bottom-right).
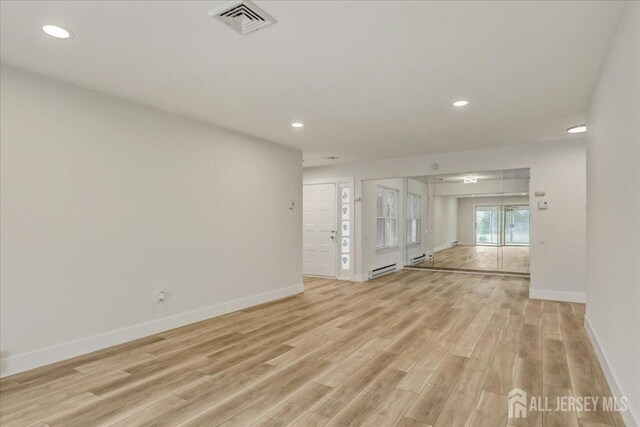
<box><xmin>410</xmin><ymin>254</ymin><xmax>427</xmax><ymax>265</ymax></box>
<box><xmin>369</xmin><ymin>263</ymin><xmax>397</xmax><ymax>279</ymax></box>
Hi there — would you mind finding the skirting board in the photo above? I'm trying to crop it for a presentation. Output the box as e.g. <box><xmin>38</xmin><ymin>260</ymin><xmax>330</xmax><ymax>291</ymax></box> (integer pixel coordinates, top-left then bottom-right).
<box><xmin>352</xmin><ymin>273</ymin><xmax>367</xmax><ymax>282</ymax></box>
<box><xmin>584</xmin><ymin>316</ymin><xmax>638</xmax><ymax>427</ymax></box>
<box><xmin>0</xmin><ymin>284</ymin><xmax>304</xmax><ymax>378</ymax></box>
<box><xmin>529</xmin><ymin>288</ymin><xmax>586</xmax><ymax>303</ymax></box>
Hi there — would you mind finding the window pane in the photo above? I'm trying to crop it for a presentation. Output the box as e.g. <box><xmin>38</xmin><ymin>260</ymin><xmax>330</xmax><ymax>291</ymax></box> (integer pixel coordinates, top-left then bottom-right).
<box><xmin>340</xmin><ymin>187</ymin><xmax>350</xmax><ymax>204</ymax></box>
<box><xmin>341</xmin><ymin>203</ymin><xmax>350</xmax><ymax>220</ymax></box>
<box><xmin>407</xmin><ymin>195</ymin><xmax>413</xmax><ymax>220</ymax></box>
<box><xmin>512</xmin><ymin>208</ymin><xmax>530</xmax><ymax>244</ymax></box>
<box><xmin>415</xmin><ymin>219</ymin><xmax>421</xmax><ymax>243</ymax></box>
<box><xmin>341</xmin><ymin>237</ymin><xmax>350</xmax><ymax>254</ymax></box>
<box><xmin>386</xmin><ymin>190</ymin><xmax>397</xmax><ymax>218</ymax></box>
<box><xmin>341</xmin><ymin>220</ymin><xmax>350</xmax><ymax>237</ymax></box>
<box><xmin>341</xmin><ymin>254</ymin><xmax>350</xmax><ymax>270</ymax></box>
<box><xmin>377</xmin><ymin>187</ymin><xmax>384</xmax><ymax>217</ymax></box>
<box><xmin>377</xmin><ymin>219</ymin><xmax>385</xmax><ymax>248</ymax></box>
<box><xmin>413</xmin><ymin>195</ymin><xmax>421</xmax><ymax>219</ymax></box>
<box><xmin>476</xmin><ymin>207</ymin><xmax>499</xmax><ymax>245</ymax></box>
<box><xmin>387</xmin><ymin>219</ymin><xmax>397</xmax><ymax>247</ymax></box>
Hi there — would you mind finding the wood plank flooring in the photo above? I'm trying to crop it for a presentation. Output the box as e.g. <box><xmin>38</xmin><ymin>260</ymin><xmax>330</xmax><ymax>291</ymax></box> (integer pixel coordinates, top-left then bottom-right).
<box><xmin>0</xmin><ymin>270</ymin><xmax>625</xmax><ymax>426</ymax></box>
<box><xmin>415</xmin><ymin>245</ymin><xmax>530</xmax><ymax>274</ymax></box>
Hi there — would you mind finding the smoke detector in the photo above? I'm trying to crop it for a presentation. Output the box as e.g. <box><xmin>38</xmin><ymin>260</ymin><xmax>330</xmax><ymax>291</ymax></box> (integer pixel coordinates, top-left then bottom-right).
<box><xmin>209</xmin><ymin>1</ymin><xmax>277</xmax><ymax>35</ymax></box>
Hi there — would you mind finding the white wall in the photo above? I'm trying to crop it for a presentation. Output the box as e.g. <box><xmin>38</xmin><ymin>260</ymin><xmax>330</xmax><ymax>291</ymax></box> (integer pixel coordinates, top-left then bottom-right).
<box><xmin>433</xmin><ymin>196</ymin><xmax>458</xmax><ymax>251</ymax></box>
<box><xmin>0</xmin><ymin>66</ymin><xmax>303</xmax><ymax>376</ymax></box>
<box><xmin>457</xmin><ymin>196</ymin><xmax>529</xmax><ymax>245</ymax></box>
<box><xmin>585</xmin><ymin>3</ymin><xmax>640</xmax><ymax>425</ymax></box>
<box><xmin>304</xmin><ymin>140</ymin><xmax>586</xmax><ymax>301</ymax></box>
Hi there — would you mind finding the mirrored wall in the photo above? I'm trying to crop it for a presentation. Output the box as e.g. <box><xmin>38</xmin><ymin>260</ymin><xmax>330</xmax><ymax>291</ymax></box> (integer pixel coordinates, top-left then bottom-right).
<box><xmin>362</xmin><ymin>168</ymin><xmax>530</xmax><ymax>276</ymax></box>
<box><xmin>407</xmin><ymin>169</ymin><xmax>530</xmax><ymax>274</ymax></box>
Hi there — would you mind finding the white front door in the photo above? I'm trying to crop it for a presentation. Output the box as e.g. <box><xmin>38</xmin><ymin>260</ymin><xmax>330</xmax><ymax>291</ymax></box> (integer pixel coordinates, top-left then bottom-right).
<box><xmin>303</xmin><ymin>183</ymin><xmax>337</xmax><ymax>277</ymax></box>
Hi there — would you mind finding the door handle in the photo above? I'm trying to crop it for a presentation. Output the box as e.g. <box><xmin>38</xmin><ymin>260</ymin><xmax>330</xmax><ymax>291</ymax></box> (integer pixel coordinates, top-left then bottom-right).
<box><xmin>330</xmin><ymin>235</ymin><xmax>335</xmax><ymax>240</ymax></box>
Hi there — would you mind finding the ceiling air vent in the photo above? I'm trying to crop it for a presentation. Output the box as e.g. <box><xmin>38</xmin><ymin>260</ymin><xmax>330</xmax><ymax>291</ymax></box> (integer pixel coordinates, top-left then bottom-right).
<box><xmin>209</xmin><ymin>1</ymin><xmax>277</xmax><ymax>35</ymax></box>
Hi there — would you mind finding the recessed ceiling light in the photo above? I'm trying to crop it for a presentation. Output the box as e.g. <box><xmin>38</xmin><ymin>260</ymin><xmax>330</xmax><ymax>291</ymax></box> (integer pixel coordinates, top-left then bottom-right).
<box><xmin>463</xmin><ymin>177</ymin><xmax>478</xmax><ymax>184</ymax></box>
<box><xmin>291</xmin><ymin>122</ymin><xmax>304</xmax><ymax>128</ymax></box>
<box><xmin>453</xmin><ymin>100</ymin><xmax>469</xmax><ymax>107</ymax></box>
<box><xmin>42</xmin><ymin>25</ymin><xmax>72</xmax><ymax>39</ymax></box>
<box><xmin>325</xmin><ymin>156</ymin><xmax>339</xmax><ymax>160</ymax></box>
<box><xmin>471</xmin><ymin>195</ymin><xmax>476</xmax><ymax>197</ymax></box>
<box><xmin>567</xmin><ymin>124</ymin><xmax>586</xmax><ymax>133</ymax></box>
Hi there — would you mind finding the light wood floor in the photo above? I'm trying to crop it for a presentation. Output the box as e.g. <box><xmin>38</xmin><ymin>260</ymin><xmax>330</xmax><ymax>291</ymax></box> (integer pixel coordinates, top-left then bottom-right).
<box><xmin>0</xmin><ymin>271</ymin><xmax>624</xmax><ymax>426</ymax></box>
<box><xmin>415</xmin><ymin>245</ymin><xmax>530</xmax><ymax>274</ymax></box>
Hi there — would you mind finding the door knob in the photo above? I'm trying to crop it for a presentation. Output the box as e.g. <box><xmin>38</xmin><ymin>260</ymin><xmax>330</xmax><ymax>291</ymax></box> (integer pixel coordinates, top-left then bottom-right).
<box><xmin>330</xmin><ymin>235</ymin><xmax>335</xmax><ymax>240</ymax></box>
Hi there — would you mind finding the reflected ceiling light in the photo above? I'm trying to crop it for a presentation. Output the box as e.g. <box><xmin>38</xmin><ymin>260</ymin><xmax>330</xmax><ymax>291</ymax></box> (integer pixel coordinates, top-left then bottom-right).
<box><xmin>453</xmin><ymin>100</ymin><xmax>469</xmax><ymax>107</ymax></box>
<box><xmin>567</xmin><ymin>124</ymin><xmax>586</xmax><ymax>133</ymax></box>
<box><xmin>291</xmin><ymin>122</ymin><xmax>304</xmax><ymax>128</ymax></box>
<box><xmin>463</xmin><ymin>176</ymin><xmax>478</xmax><ymax>184</ymax></box>
<box><xmin>42</xmin><ymin>25</ymin><xmax>72</xmax><ymax>39</ymax></box>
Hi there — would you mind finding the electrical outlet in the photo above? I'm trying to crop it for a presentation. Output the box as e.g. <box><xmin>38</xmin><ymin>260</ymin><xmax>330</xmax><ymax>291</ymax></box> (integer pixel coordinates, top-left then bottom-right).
<box><xmin>156</xmin><ymin>291</ymin><xmax>165</xmax><ymax>303</ymax></box>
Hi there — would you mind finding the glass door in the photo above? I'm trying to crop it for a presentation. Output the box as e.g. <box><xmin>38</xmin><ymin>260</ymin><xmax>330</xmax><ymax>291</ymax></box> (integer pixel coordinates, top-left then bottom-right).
<box><xmin>504</xmin><ymin>206</ymin><xmax>530</xmax><ymax>245</ymax></box>
<box><xmin>475</xmin><ymin>206</ymin><xmax>500</xmax><ymax>245</ymax></box>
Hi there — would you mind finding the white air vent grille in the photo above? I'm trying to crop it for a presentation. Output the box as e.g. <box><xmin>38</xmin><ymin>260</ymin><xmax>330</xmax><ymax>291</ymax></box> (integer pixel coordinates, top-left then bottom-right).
<box><xmin>209</xmin><ymin>1</ymin><xmax>276</xmax><ymax>35</ymax></box>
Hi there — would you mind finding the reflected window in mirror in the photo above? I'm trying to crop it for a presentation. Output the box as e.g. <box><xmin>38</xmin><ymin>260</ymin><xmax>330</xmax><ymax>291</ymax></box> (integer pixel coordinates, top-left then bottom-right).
<box><xmin>407</xmin><ymin>193</ymin><xmax>421</xmax><ymax>245</ymax></box>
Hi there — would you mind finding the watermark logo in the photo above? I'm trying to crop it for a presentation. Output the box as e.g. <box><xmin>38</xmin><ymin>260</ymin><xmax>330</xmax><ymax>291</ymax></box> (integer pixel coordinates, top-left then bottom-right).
<box><xmin>507</xmin><ymin>388</ymin><xmax>629</xmax><ymax>419</ymax></box>
<box><xmin>508</xmin><ymin>388</ymin><xmax>528</xmax><ymax>418</ymax></box>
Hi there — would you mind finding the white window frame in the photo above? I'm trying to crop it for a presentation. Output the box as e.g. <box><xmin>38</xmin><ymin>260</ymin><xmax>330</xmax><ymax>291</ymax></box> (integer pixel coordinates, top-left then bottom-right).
<box><xmin>376</xmin><ymin>186</ymin><xmax>399</xmax><ymax>251</ymax></box>
<box><xmin>407</xmin><ymin>193</ymin><xmax>421</xmax><ymax>246</ymax></box>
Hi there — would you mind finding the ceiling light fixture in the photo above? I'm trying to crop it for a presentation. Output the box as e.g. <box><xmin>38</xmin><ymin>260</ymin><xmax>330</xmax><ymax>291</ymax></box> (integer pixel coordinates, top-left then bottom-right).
<box><xmin>325</xmin><ymin>156</ymin><xmax>339</xmax><ymax>160</ymax></box>
<box><xmin>453</xmin><ymin>100</ymin><xmax>469</xmax><ymax>107</ymax></box>
<box><xmin>291</xmin><ymin>122</ymin><xmax>304</xmax><ymax>128</ymax></box>
<box><xmin>463</xmin><ymin>177</ymin><xmax>478</xmax><ymax>184</ymax></box>
<box><xmin>567</xmin><ymin>124</ymin><xmax>586</xmax><ymax>133</ymax></box>
<box><xmin>42</xmin><ymin>25</ymin><xmax>72</xmax><ymax>39</ymax></box>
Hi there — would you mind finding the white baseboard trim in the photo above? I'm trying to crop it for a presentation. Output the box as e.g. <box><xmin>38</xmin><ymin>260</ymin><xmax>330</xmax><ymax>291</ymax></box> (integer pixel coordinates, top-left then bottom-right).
<box><xmin>584</xmin><ymin>316</ymin><xmax>638</xmax><ymax>427</ymax></box>
<box><xmin>352</xmin><ymin>273</ymin><xmax>367</xmax><ymax>282</ymax></box>
<box><xmin>0</xmin><ymin>284</ymin><xmax>304</xmax><ymax>378</ymax></box>
<box><xmin>528</xmin><ymin>288</ymin><xmax>586</xmax><ymax>303</ymax></box>
<box><xmin>434</xmin><ymin>244</ymin><xmax>451</xmax><ymax>253</ymax></box>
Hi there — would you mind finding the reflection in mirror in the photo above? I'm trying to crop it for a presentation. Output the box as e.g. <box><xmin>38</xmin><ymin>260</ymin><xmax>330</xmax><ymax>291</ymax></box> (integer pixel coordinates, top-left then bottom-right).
<box><xmin>405</xmin><ymin>168</ymin><xmax>530</xmax><ymax>275</ymax></box>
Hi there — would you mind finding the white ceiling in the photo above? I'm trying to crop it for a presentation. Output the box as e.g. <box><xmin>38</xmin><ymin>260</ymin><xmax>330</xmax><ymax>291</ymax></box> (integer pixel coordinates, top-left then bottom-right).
<box><xmin>0</xmin><ymin>1</ymin><xmax>627</xmax><ymax>166</ymax></box>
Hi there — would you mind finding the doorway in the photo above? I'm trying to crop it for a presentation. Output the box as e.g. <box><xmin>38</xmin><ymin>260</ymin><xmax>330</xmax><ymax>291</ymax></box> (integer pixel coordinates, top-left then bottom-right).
<box><xmin>475</xmin><ymin>205</ymin><xmax>530</xmax><ymax>246</ymax></box>
<box><xmin>303</xmin><ymin>183</ymin><xmax>337</xmax><ymax>277</ymax></box>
